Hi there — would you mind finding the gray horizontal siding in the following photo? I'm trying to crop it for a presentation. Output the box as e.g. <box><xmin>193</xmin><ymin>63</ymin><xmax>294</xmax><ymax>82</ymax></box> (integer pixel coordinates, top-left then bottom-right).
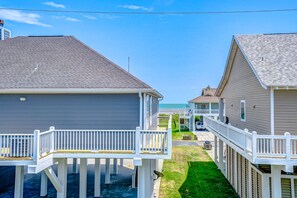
<box><xmin>275</xmin><ymin>90</ymin><xmax>297</xmax><ymax>135</ymax></box>
<box><xmin>220</xmin><ymin>48</ymin><xmax>271</xmax><ymax>135</ymax></box>
<box><xmin>0</xmin><ymin>94</ymin><xmax>139</xmax><ymax>133</ymax></box>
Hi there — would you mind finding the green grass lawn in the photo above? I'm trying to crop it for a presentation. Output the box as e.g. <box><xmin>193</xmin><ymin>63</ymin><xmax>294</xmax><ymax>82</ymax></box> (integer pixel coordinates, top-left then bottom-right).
<box><xmin>160</xmin><ymin>146</ymin><xmax>239</xmax><ymax>198</ymax></box>
<box><xmin>159</xmin><ymin>113</ymin><xmax>195</xmax><ymax>140</ymax></box>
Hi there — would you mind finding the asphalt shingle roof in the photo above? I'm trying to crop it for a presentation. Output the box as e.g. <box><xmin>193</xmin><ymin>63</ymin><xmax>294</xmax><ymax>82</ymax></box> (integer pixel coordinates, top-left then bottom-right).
<box><xmin>235</xmin><ymin>33</ymin><xmax>297</xmax><ymax>87</ymax></box>
<box><xmin>189</xmin><ymin>87</ymin><xmax>219</xmax><ymax>103</ymax></box>
<box><xmin>0</xmin><ymin>36</ymin><xmax>151</xmax><ymax>89</ymax></box>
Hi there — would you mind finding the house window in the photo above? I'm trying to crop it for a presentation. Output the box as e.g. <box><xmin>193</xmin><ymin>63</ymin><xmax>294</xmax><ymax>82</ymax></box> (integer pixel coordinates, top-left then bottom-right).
<box><xmin>240</xmin><ymin>100</ymin><xmax>246</xmax><ymax>121</ymax></box>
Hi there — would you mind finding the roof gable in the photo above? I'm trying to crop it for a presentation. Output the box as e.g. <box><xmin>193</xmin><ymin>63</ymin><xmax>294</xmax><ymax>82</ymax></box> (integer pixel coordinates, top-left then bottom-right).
<box><xmin>216</xmin><ymin>33</ymin><xmax>297</xmax><ymax>96</ymax></box>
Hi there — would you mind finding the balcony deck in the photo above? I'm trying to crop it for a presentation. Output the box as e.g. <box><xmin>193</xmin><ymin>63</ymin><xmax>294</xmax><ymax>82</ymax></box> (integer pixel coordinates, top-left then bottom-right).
<box><xmin>179</xmin><ymin>108</ymin><xmax>219</xmax><ymax>118</ymax></box>
<box><xmin>0</xmin><ymin>116</ymin><xmax>172</xmax><ymax>170</ymax></box>
<box><xmin>204</xmin><ymin>116</ymin><xmax>297</xmax><ymax>166</ymax></box>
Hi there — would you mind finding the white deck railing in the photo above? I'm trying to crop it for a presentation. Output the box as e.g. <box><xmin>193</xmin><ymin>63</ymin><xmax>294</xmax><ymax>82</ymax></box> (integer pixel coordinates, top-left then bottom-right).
<box><xmin>194</xmin><ymin>109</ymin><xmax>219</xmax><ymax>115</ymax></box>
<box><xmin>0</xmin><ymin>134</ymin><xmax>34</xmax><ymax>158</ymax></box>
<box><xmin>0</xmin><ymin>116</ymin><xmax>172</xmax><ymax>162</ymax></box>
<box><xmin>204</xmin><ymin>116</ymin><xmax>297</xmax><ymax>164</ymax></box>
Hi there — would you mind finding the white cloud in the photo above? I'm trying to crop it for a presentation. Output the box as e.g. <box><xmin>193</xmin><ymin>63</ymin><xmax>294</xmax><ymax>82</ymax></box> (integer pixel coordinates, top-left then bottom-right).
<box><xmin>43</xmin><ymin>2</ymin><xmax>65</xmax><ymax>9</ymax></box>
<box><xmin>82</xmin><ymin>14</ymin><xmax>119</xmax><ymax>20</ymax></box>
<box><xmin>83</xmin><ymin>15</ymin><xmax>97</xmax><ymax>20</ymax></box>
<box><xmin>0</xmin><ymin>9</ymin><xmax>51</xmax><ymax>27</ymax></box>
<box><xmin>53</xmin><ymin>16</ymin><xmax>81</xmax><ymax>22</ymax></box>
<box><xmin>65</xmin><ymin>17</ymin><xmax>81</xmax><ymax>22</ymax></box>
<box><xmin>119</xmin><ymin>5</ymin><xmax>153</xmax><ymax>12</ymax></box>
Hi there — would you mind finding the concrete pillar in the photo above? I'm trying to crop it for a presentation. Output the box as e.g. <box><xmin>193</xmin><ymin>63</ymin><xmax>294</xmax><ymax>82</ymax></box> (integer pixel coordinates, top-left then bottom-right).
<box><xmin>40</xmin><ymin>171</ymin><xmax>48</xmax><ymax>196</ymax></box>
<box><xmin>137</xmin><ymin>159</ymin><xmax>153</xmax><ymax>198</ymax></box>
<box><xmin>113</xmin><ymin>158</ymin><xmax>118</xmax><ymax>174</ymax></box>
<box><xmin>233</xmin><ymin>151</ymin><xmax>237</xmax><ymax>191</ymax></box>
<box><xmin>271</xmin><ymin>165</ymin><xmax>282</xmax><ymax>198</ymax></box>
<box><xmin>214</xmin><ymin>136</ymin><xmax>218</xmax><ymax>163</ymax></box>
<box><xmin>57</xmin><ymin>158</ymin><xmax>67</xmax><ymax>198</ymax></box>
<box><xmin>248</xmin><ymin>161</ymin><xmax>252</xmax><ymax>198</ymax></box>
<box><xmin>120</xmin><ymin>158</ymin><xmax>124</xmax><ymax>167</ymax></box>
<box><xmin>132</xmin><ymin>167</ymin><xmax>136</xmax><ymax>188</ymax></box>
<box><xmin>79</xmin><ymin>158</ymin><xmax>88</xmax><ymax>198</ymax></box>
<box><xmin>14</xmin><ymin>166</ymin><xmax>24</xmax><ymax>198</ymax></box>
<box><xmin>218</xmin><ymin>139</ymin><xmax>224</xmax><ymax>171</ymax></box>
<box><xmin>105</xmin><ymin>158</ymin><xmax>111</xmax><ymax>184</ymax></box>
<box><xmin>73</xmin><ymin>158</ymin><xmax>79</xmax><ymax>174</ymax></box>
<box><xmin>94</xmin><ymin>158</ymin><xmax>101</xmax><ymax>197</ymax></box>
<box><xmin>262</xmin><ymin>174</ymin><xmax>270</xmax><ymax>198</ymax></box>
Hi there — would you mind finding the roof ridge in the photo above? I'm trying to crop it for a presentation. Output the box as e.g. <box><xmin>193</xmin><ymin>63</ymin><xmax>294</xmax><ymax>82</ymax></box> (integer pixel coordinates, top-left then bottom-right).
<box><xmin>70</xmin><ymin>36</ymin><xmax>151</xmax><ymax>89</ymax></box>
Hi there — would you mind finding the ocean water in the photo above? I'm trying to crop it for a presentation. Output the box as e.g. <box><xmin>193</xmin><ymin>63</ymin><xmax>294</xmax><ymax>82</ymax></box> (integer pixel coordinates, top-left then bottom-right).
<box><xmin>159</xmin><ymin>103</ymin><xmax>188</xmax><ymax>113</ymax></box>
<box><xmin>159</xmin><ymin>103</ymin><xmax>187</xmax><ymax>109</ymax></box>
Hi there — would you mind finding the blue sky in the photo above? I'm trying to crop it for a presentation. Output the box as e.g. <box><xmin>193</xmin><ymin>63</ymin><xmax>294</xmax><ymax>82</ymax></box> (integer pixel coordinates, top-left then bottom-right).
<box><xmin>1</xmin><ymin>0</ymin><xmax>297</xmax><ymax>103</ymax></box>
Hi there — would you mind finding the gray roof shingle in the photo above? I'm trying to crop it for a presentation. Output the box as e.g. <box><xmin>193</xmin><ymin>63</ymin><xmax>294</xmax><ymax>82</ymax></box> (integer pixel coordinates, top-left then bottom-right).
<box><xmin>0</xmin><ymin>36</ymin><xmax>151</xmax><ymax>89</ymax></box>
<box><xmin>235</xmin><ymin>33</ymin><xmax>297</xmax><ymax>87</ymax></box>
<box><xmin>189</xmin><ymin>87</ymin><xmax>219</xmax><ymax>103</ymax></box>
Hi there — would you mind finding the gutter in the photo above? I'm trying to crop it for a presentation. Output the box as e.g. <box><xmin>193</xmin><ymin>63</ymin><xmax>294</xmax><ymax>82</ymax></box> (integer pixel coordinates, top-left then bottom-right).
<box><xmin>0</xmin><ymin>88</ymin><xmax>163</xmax><ymax>98</ymax></box>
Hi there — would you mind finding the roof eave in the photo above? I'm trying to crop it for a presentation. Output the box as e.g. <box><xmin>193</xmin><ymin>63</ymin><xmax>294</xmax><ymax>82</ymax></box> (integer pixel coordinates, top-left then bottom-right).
<box><xmin>215</xmin><ymin>37</ymin><xmax>238</xmax><ymax>97</ymax></box>
<box><xmin>0</xmin><ymin>88</ymin><xmax>163</xmax><ymax>98</ymax></box>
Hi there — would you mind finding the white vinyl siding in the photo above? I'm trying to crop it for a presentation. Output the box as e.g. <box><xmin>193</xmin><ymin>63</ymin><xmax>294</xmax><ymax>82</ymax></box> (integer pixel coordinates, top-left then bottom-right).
<box><xmin>275</xmin><ymin>90</ymin><xmax>297</xmax><ymax>135</ymax></box>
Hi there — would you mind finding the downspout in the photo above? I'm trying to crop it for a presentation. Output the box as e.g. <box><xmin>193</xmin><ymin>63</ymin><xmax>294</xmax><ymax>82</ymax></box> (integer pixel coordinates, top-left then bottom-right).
<box><xmin>143</xmin><ymin>93</ymin><xmax>147</xmax><ymax>130</ymax></box>
<box><xmin>139</xmin><ymin>92</ymin><xmax>143</xmax><ymax>130</ymax></box>
<box><xmin>270</xmin><ymin>87</ymin><xmax>274</xmax><ymax>135</ymax></box>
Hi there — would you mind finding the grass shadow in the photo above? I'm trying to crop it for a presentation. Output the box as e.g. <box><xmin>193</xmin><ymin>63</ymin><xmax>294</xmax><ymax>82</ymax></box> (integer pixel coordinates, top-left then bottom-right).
<box><xmin>178</xmin><ymin>161</ymin><xmax>239</xmax><ymax>198</ymax></box>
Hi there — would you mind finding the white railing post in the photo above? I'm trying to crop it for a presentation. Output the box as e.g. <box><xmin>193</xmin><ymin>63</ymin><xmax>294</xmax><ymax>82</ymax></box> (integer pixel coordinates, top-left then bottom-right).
<box><xmin>33</xmin><ymin>130</ymin><xmax>40</xmax><ymax>161</ymax></box>
<box><xmin>285</xmin><ymin>132</ymin><xmax>291</xmax><ymax>160</ymax></box>
<box><xmin>167</xmin><ymin>115</ymin><xmax>172</xmax><ymax>156</ymax></box>
<box><xmin>50</xmin><ymin>126</ymin><xmax>55</xmax><ymax>152</ymax></box>
<box><xmin>135</xmin><ymin>127</ymin><xmax>141</xmax><ymax>155</ymax></box>
<box><xmin>227</xmin><ymin>123</ymin><xmax>231</xmax><ymax>141</ymax></box>
<box><xmin>252</xmin><ymin>131</ymin><xmax>257</xmax><ymax>163</ymax></box>
<box><xmin>244</xmin><ymin>129</ymin><xmax>248</xmax><ymax>153</ymax></box>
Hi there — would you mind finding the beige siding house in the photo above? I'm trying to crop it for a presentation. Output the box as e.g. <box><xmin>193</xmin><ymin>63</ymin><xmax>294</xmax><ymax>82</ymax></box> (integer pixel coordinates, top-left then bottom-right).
<box><xmin>204</xmin><ymin>33</ymin><xmax>297</xmax><ymax>198</ymax></box>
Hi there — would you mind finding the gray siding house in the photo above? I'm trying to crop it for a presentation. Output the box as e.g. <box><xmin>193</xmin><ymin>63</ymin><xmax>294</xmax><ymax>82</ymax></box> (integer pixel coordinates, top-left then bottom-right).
<box><xmin>0</xmin><ymin>36</ymin><xmax>169</xmax><ymax>198</ymax></box>
<box><xmin>205</xmin><ymin>33</ymin><xmax>297</xmax><ymax>198</ymax></box>
<box><xmin>0</xmin><ymin>36</ymin><xmax>161</xmax><ymax>132</ymax></box>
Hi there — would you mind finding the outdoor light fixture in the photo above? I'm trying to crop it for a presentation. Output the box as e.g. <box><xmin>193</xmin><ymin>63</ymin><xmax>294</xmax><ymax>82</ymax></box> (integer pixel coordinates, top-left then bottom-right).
<box><xmin>20</xmin><ymin>96</ymin><xmax>26</xmax><ymax>102</ymax></box>
<box><xmin>153</xmin><ymin>170</ymin><xmax>164</xmax><ymax>181</ymax></box>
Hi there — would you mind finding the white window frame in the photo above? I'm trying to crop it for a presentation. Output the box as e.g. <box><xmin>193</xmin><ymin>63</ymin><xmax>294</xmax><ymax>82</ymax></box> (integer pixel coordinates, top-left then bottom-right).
<box><xmin>240</xmin><ymin>100</ymin><xmax>246</xmax><ymax>122</ymax></box>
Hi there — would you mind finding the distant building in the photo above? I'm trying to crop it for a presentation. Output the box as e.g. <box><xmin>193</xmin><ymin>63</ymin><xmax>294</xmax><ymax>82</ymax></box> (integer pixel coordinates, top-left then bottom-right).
<box><xmin>179</xmin><ymin>86</ymin><xmax>219</xmax><ymax>131</ymax></box>
<box><xmin>0</xmin><ymin>20</ymin><xmax>11</xmax><ymax>40</ymax></box>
